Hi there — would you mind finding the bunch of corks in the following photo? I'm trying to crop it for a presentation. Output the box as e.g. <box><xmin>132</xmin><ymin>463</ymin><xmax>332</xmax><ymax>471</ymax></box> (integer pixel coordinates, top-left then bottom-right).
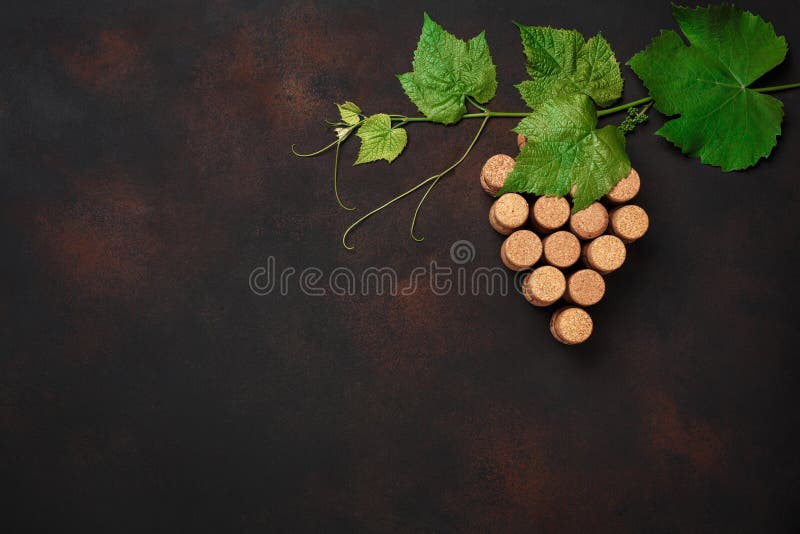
<box><xmin>481</xmin><ymin>135</ymin><xmax>649</xmax><ymax>345</ymax></box>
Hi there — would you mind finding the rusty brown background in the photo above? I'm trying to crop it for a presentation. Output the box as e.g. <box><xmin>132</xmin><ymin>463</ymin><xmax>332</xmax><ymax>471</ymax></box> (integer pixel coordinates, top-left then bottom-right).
<box><xmin>2</xmin><ymin>0</ymin><xmax>800</xmax><ymax>531</ymax></box>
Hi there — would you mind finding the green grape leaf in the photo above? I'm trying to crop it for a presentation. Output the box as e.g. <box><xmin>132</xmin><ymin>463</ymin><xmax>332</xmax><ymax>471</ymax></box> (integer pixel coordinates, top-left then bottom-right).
<box><xmin>499</xmin><ymin>94</ymin><xmax>630</xmax><ymax>212</ymax></box>
<box><xmin>397</xmin><ymin>13</ymin><xmax>497</xmax><ymax>125</ymax></box>
<box><xmin>337</xmin><ymin>101</ymin><xmax>362</xmax><ymax>126</ymax></box>
<box><xmin>628</xmin><ymin>4</ymin><xmax>787</xmax><ymax>171</ymax></box>
<box><xmin>514</xmin><ymin>24</ymin><xmax>623</xmax><ymax>110</ymax></box>
<box><xmin>354</xmin><ymin>114</ymin><xmax>407</xmax><ymax>165</ymax></box>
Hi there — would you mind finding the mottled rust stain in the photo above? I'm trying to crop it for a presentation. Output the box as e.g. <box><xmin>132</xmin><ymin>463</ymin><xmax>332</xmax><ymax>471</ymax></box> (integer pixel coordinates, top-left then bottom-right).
<box><xmin>643</xmin><ymin>391</ymin><xmax>725</xmax><ymax>474</ymax></box>
<box><xmin>31</xmin><ymin>166</ymin><xmax>162</xmax><ymax>299</ymax></box>
<box><xmin>54</xmin><ymin>29</ymin><xmax>154</xmax><ymax>99</ymax></box>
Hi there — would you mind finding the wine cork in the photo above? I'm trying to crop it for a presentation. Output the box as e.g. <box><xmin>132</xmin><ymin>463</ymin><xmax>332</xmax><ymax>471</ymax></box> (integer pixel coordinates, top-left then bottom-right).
<box><xmin>606</xmin><ymin>168</ymin><xmax>640</xmax><ymax>204</ymax></box>
<box><xmin>569</xmin><ymin>202</ymin><xmax>608</xmax><ymax>240</ymax></box>
<box><xmin>500</xmin><ymin>230</ymin><xmax>542</xmax><ymax>271</ymax></box>
<box><xmin>610</xmin><ymin>204</ymin><xmax>649</xmax><ymax>244</ymax></box>
<box><xmin>517</xmin><ymin>133</ymin><xmax>526</xmax><ymax>149</ymax></box>
<box><xmin>542</xmin><ymin>230</ymin><xmax>581</xmax><ymax>268</ymax></box>
<box><xmin>480</xmin><ymin>154</ymin><xmax>515</xmax><ymax>196</ymax></box>
<box><xmin>550</xmin><ymin>306</ymin><xmax>593</xmax><ymax>345</ymax></box>
<box><xmin>488</xmin><ymin>204</ymin><xmax>506</xmax><ymax>234</ymax></box>
<box><xmin>489</xmin><ymin>193</ymin><xmax>528</xmax><ymax>235</ymax></box>
<box><xmin>530</xmin><ymin>196</ymin><xmax>570</xmax><ymax>233</ymax></box>
<box><xmin>564</xmin><ymin>269</ymin><xmax>605</xmax><ymax>306</ymax></box>
<box><xmin>583</xmin><ymin>235</ymin><xmax>626</xmax><ymax>274</ymax></box>
<box><xmin>522</xmin><ymin>265</ymin><xmax>566</xmax><ymax>307</ymax></box>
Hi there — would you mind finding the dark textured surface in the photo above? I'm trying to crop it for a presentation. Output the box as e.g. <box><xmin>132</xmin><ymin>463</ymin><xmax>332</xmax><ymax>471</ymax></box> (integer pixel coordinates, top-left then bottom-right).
<box><xmin>2</xmin><ymin>0</ymin><xmax>799</xmax><ymax>531</ymax></box>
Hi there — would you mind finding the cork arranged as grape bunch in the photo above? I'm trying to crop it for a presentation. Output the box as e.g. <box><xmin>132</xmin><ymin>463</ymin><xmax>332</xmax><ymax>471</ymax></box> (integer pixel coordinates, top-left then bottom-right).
<box><xmin>481</xmin><ymin>135</ymin><xmax>649</xmax><ymax>345</ymax></box>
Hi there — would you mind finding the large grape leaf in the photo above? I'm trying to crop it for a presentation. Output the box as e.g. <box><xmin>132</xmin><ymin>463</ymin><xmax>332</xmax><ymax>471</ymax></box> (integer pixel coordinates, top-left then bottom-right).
<box><xmin>514</xmin><ymin>24</ymin><xmax>623</xmax><ymax>110</ymax></box>
<box><xmin>354</xmin><ymin>114</ymin><xmax>407</xmax><ymax>165</ymax></box>
<box><xmin>628</xmin><ymin>4</ymin><xmax>787</xmax><ymax>171</ymax></box>
<box><xmin>397</xmin><ymin>13</ymin><xmax>497</xmax><ymax>125</ymax></box>
<box><xmin>499</xmin><ymin>94</ymin><xmax>630</xmax><ymax>212</ymax></box>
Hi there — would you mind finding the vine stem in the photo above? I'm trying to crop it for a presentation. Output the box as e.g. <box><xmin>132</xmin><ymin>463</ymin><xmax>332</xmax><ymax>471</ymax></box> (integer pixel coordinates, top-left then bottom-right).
<box><xmin>754</xmin><ymin>82</ymin><xmax>800</xmax><ymax>93</ymax></box>
<box><xmin>391</xmin><ymin>82</ymin><xmax>800</xmax><ymax>124</ymax></box>
<box><xmin>597</xmin><ymin>96</ymin><xmax>654</xmax><ymax>117</ymax></box>
<box><xmin>395</xmin><ymin>101</ymin><xmax>655</xmax><ymax>123</ymax></box>
<box><xmin>399</xmin><ymin>111</ymin><xmax>528</xmax><ymax>122</ymax></box>
<box><xmin>342</xmin><ymin>115</ymin><xmax>491</xmax><ymax>250</ymax></box>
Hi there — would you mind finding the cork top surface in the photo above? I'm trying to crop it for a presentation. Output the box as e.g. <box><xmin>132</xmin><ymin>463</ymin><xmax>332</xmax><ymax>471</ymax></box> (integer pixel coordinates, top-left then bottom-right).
<box><xmin>606</xmin><ymin>168</ymin><xmax>640</xmax><ymax>203</ymax></box>
<box><xmin>481</xmin><ymin>154</ymin><xmax>515</xmax><ymax>193</ymax></box>
<box><xmin>567</xmin><ymin>269</ymin><xmax>606</xmax><ymax>306</ymax></box>
<box><xmin>493</xmin><ymin>193</ymin><xmax>529</xmax><ymax>229</ymax></box>
<box><xmin>569</xmin><ymin>202</ymin><xmax>609</xmax><ymax>239</ymax></box>
<box><xmin>532</xmin><ymin>196</ymin><xmax>570</xmax><ymax>231</ymax></box>
<box><xmin>503</xmin><ymin>230</ymin><xmax>542</xmax><ymax>267</ymax></box>
<box><xmin>586</xmin><ymin>235</ymin><xmax>626</xmax><ymax>272</ymax></box>
<box><xmin>611</xmin><ymin>205</ymin><xmax>649</xmax><ymax>242</ymax></box>
<box><xmin>524</xmin><ymin>265</ymin><xmax>566</xmax><ymax>302</ymax></box>
<box><xmin>543</xmin><ymin>230</ymin><xmax>581</xmax><ymax>268</ymax></box>
<box><xmin>553</xmin><ymin>307</ymin><xmax>593</xmax><ymax>344</ymax></box>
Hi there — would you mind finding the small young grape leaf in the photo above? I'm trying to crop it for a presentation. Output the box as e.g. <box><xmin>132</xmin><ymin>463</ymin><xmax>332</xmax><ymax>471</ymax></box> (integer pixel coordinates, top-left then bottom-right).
<box><xmin>515</xmin><ymin>24</ymin><xmax>623</xmax><ymax>110</ymax></box>
<box><xmin>354</xmin><ymin>114</ymin><xmax>407</xmax><ymax>165</ymax></box>
<box><xmin>397</xmin><ymin>13</ymin><xmax>497</xmax><ymax>125</ymax></box>
<box><xmin>628</xmin><ymin>4</ymin><xmax>787</xmax><ymax>171</ymax></box>
<box><xmin>499</xmin><ymin>94</ymin><xmax>630</xmax><ymax>212</ymax></box>
<box><xmin>337</xmin><ymin>101</ymin><xmax>362</xmax><ymax>126</ymax></box>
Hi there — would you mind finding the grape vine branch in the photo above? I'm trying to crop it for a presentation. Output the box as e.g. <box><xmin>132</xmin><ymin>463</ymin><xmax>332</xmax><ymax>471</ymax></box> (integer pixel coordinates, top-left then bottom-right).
<box><xmin>292</xmin><ymin>6</ymin><xmax>800</xmax><ymax>251</ymax></box>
